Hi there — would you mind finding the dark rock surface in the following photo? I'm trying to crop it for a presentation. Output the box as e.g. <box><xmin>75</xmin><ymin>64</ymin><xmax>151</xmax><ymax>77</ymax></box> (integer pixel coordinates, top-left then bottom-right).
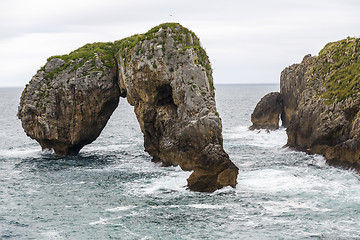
<box><xmin>286</xmin><ymin>37</ymin><xmax>360</xmax><ymax>169</ymax></box>
<box><xmin>18</xmin><ymin>23</ymin><xmax>238</xmax><ymax>192</ymax></box>
<box><xmin>118</xmin><ymin>24</ymin><xmax>238</xmax><ymax>192</ymax></box>
<box><xmin>250</xmin><ymin>92</ymin><xmax>283</xmax><ymax>130</ymax></box>
<box><xmin>18</xmin><ymin>55</ymin><xmax>120</xmax><ymax>156</ymax></box>
<box><xmin>280</xmin><ymin>54</ymin><xmax>315</xmax><ymax>127</ymax></box>
<box><xmin>252</xmin><ymin>37</ymin><xmax>360</xmax><ymax>170</ymax></box>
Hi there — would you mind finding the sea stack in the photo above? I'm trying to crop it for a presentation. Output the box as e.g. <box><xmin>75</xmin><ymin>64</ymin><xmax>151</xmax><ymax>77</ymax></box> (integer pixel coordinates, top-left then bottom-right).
<box><xmin>251</xmin><ymin>37</ymin><xmax>360</xmax><ymax>170</ymax></box>
<box><xmin>249</xmin><ymin>92</ymin><xmax>283</xmax><ymax>130</ymax></box>
<box><xmin>18</xmin><ymin>23</ymin><xmax>238</xmax><ymax>192</ymax></box>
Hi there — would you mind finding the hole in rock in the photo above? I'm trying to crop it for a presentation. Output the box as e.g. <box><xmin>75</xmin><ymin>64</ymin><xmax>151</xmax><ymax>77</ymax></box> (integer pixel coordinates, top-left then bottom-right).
<box><xmin>156</xmin><ymin>84</ymin><xmax>175</xmax><ymax>106</ymax></box>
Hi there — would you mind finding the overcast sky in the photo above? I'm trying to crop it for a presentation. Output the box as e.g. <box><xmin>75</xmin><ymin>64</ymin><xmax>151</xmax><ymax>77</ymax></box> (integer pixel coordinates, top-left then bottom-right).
<box><xmin>0</xmin><ymin>0</ymin><xmax>359</xmax><ymax>87</ymax></box>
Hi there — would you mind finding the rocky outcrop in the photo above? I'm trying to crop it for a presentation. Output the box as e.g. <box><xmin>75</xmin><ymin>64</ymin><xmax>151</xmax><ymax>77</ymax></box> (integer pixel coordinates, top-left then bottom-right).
<box><xmin>18</xmin><ymin>23</ymin><xmax>238</xmax><ymax>192</ymax></box>
<box><xmin>286</xmin><ymin>37</ymin><xmax>360</xmax><ymax>169</ymax></box>
<box><xmin>18</xmin><ymin>50</ymin><xmax>120</xmax><ymax>155</ymax></box>
<box><xmin>250</xmin><ymin>54</ymin><xmax>314</xmax><ymax>130</ymax></box>
<box><xmin>252</xmin><ymin>37</ymin><xmax>360</xmax><ymax>170</ymax></box>
<box><xmin>280</xmin><ymin>54</ymin><xmax>315</xmax><ymax>126</ymax></box>
<box><xmin>250</xmin><ymin>92</ymin><xmax>283</xmax><ymax>130</ymax></box>
<box><xmin>118</xmin><ymin>25</ymin><xmax>238</xmax><ymax>192</ymax></box>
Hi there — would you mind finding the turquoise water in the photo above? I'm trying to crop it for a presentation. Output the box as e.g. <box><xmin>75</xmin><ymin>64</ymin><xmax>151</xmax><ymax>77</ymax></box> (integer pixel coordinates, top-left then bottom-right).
<box><xmin>1</xmin><ymin>85</ymin><xmax>360</xmax><ymax>239</ymax></box>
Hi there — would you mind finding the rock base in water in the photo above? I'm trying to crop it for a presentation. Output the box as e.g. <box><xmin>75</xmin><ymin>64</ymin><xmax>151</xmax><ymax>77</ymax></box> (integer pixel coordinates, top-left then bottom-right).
<box><xmin>249</xmin><ymin>92</ymin><xmax>283</xmax><ymax>130</ymax></box>
<box><xmin>18</xmin><ymin>23</ymin><xmax>238</xmax><ymax>192</ymax></box>
<box><xmin>251</xmin><ymin>37</ymin><xmax>360</xmax><ymax>170</ymax></box>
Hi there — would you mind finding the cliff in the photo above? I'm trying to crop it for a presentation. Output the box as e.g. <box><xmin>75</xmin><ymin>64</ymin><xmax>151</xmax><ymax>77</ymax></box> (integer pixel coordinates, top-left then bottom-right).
<box><xmin>18</xmin><ymin>23</ymin><xmax>238</xmax><ymax>192</ymax></box>
<box><xmin>251</xmin><ymin>37</ymin><xmax>360</xmax><ymax>169</ymax></box>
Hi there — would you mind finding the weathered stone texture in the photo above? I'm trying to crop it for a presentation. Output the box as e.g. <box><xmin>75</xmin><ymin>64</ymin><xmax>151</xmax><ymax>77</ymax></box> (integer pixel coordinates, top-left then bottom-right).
<box><xmin>280</xmin><ymin>54</ymin><xmax>315</xmax><ymax>126</ymax></box>
<box><xmin>119</xmin><ymin>25</ymin><xmax>238</xmax><ymax>192</ymax></box>
<box><xmin>18</xmin><ymin>56</ymin><xmax>120</xmax><ymax>155</ymax></box>
<box><xmin>18</xmin><ymin>23</ymin><xmax>238</xmax><ymax>192</ymax></box>
<box><xmin>250</xmin><ymin>92</ymin><xmax>283</xmax><ymax>130</ymax></box>
<box><xmin>251</xmin><ymin>37</ymin><xmax>360</xmax><ymax>170</ymax></box>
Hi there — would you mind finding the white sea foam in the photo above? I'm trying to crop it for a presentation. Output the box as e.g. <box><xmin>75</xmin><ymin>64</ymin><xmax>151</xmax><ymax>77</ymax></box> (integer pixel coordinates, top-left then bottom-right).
<box><xmin>0</xmin><ymin>148</ymin><xmax>41</xmax><ymax>158</ymax></box>
<box><xmin>262</xmin><ymin>200</ymin><xmax>331</xmax><ymax>215</ymax></box>
<box><xmin>89</xmin><ymin>217</ymin><xmax>107</xmax><ymax>225</ymax></box>
<box><xmin>238</xmin><ymin>168</ymin><xmax>322</xmax><ymax>193</ymax></box>
<box><xmin>89</xmin><ymin>216</ymin><xmax>123</xmax><ymax>226</ymax></box>
<box><xmin>106</xmin><ymin>206</ymin><xmax>135</xmax><ymax>212</ymax></box>
<box><xmin>188</xmin><ymin>204</ymin><xmax>225</xmax><ymax>209</ymax></box>
<box><xmin>141</xmin><ymin>167</ymin><xmax>190</xmax><ymax>194</ymax></box>
<box><xmin>82</xmin><ymin>143</ymin><xmax>138</xmax><ymax>153</ymax></box>
<box><xmin>307</xmin><ymin>154</ymin><xmax>327</xmax><ymax>167</ymax></box>
<box><xmin>50</xmin><ymin>181</ymin><xmax>87</xmax><ymax>186</ymax></box>
<box><xmin>4</xmin><ymin>85</ymin><xmax>360</xmax><ymax>239</ymax></box>
<box><xmin>41</xmin><ymin>231</ymin><xmax>64</xmax><ymax>239</ymax></box>
<box><xmin>140</xmin><ymin>237</ymin><xmax>152</xmax><ymax>240</ymax></box>
<box><xmin>224</xmin><ymin>126</ymin><xmax>288</xmax><ymax>148</ymax></box>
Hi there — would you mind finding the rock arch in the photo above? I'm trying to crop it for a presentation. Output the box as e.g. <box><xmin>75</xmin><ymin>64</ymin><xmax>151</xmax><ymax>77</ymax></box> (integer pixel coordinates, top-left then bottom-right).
<box><xmin>18</xmin><ymin>23</ymin><xmax>238</xmax><ymax>192</ymax></box>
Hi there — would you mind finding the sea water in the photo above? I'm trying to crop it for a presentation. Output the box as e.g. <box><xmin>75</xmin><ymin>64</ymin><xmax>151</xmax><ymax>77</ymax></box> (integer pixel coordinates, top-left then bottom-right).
<box><xmin>1</xmin><ymin>85</ymin><xmax>360</xmax><ymax>239</ymax></box>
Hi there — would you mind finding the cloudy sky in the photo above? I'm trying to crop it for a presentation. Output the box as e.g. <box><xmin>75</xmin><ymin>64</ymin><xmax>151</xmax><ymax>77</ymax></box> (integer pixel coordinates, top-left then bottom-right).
<box><xmin>0</xmin><ymin>0</ymin><xmax>359</xmax><ymax>87</ymax></box>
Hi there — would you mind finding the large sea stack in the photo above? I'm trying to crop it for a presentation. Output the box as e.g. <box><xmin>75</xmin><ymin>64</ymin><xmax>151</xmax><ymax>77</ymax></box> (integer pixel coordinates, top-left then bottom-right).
<box><xmin>17</xmin><ymin>23</ymin><xmax>238</xmax><ymax>192</ymax></box>
<box><xmin>251</xmin><ymin>37</ymin><xmax>360</xmax><ymax>169</ymax></box>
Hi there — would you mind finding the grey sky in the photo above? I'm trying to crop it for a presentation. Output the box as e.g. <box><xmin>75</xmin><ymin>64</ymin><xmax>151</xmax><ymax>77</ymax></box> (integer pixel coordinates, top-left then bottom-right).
<box><xmin>0</xmin><ymin>0</ymin><xmax>359</xmax><ymax>87</ymax></box>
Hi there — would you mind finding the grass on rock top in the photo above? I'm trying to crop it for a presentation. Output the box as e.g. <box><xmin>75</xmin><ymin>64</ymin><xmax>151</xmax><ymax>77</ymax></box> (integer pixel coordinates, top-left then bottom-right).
<box><xmin>311</xmin><ymin>37</ymin><xmax>360</xmax><ymax>104</ymax></box>
<box><xmin>39</xmin><ymin>23</ymin><xmax>215</xmax><ymax>92</ymax></box>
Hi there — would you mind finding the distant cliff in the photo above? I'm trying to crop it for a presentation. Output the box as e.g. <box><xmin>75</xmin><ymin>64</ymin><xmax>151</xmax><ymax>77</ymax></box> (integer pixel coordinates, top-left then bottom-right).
<box><xmin>18</xmin><ymin>23</ymin><xmax>238</xmax><ymax>192</ymax></box>
<box><xmin>251</xmin><ymin>37</ymin><xmax>360</xmax><ymax>169</ymax></box>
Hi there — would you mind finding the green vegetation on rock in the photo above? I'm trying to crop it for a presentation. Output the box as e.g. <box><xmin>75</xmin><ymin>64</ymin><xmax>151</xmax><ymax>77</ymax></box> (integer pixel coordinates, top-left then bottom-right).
<box><xmin>43</xmin><ymin>42</ymin><xmax>115</xmax><ymax>78</ymax></box>
<box><xmin>39</xmin><ymin>23</ymin><xmax>215</xmax><ymax>93</ymax></box>
<box><xmin>310</xmin><ymin>37</ymin><xmax>360</xmax><ymax>104</ymax></box>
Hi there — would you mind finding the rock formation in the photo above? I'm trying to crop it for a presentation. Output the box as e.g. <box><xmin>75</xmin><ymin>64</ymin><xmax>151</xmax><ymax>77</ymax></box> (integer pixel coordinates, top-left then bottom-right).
<box><xmin>251</xmin><ymin>37</ymin><xmax>360</xmax><ymax>170</ymax></box>
<box><xmin>18</xmin><ymin>49</ymin><xmax>120</xmax><ymax>156</ymax></box>
<box><xmin>18</xmin><ymin>23</ymin><xmax>238</xmax><ymax>192</ymax></box>
<box><xmin>250</xmin><ymin>92</ymin><xmax>283</xmax><ymax>130</ymax></box>
<box><xmin>280</xmin><ymin>54</ymin><xmax>315</xmax><ymax>127</ymax></box>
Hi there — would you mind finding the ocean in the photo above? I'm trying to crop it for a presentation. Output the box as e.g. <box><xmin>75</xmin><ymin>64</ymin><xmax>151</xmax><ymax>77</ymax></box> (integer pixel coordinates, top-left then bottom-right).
<box><xmin>1</xmin><ymin>84</ymin><xmax>360</xmax><ymax>239</ymax></box>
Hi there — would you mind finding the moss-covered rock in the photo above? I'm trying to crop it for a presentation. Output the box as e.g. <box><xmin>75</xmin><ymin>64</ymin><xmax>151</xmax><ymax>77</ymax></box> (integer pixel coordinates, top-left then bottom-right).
<box><xmin>309</xmin><ymin>37</ymin><xmax>360</xmax><ymax>104</ymax></box>
<box><xmin>251</xmin><ymin>36</ymin><xmax>360</xmax><ymax>170</ymax></box>
<box><xmin>18</xmin><ymin>22</ymin><xmax>237</xmax><ymax>193</ymax></box>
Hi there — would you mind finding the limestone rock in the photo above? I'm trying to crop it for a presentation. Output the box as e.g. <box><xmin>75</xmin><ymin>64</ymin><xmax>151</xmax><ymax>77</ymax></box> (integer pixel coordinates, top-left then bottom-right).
<box><xmin>18</xmin><ymin>54</ymin><xmax>120</xmax><ymax>155</ymax></box>
<box><xmin>18</xmin><ymin>23</ymin><xmax>238</xmax><ymax>192</ymax></box>
<box><xmin>280</xmin><ymin>54</ymin><xmax>315</xmax><ymax>126</ymax></box>
<box><xmin>118</xmin><ymin>24</ymin><xmax>238</xmax><ymax>192</ymax></box>
<box><xmin>253</xmin><ymin>37</ymin><xmax>360</xmax><ymax>170</ymax></box>
<box><xmin>44</xmin><ymin>58</ymin><xmax>65</xmax><ymax>73</ymax></box>
<box><xmin>285</xmin><ymin>37</ymin><xmax>360</xmax><ymax>169</ymax></box>
<box><xmin>250</xmin><ymin>55</ymin><xmax>314</xmax><ymax>130</ymax></box>
<box><xmin>250</xmin><ymin>92</ymin><xmax>283</xmax><ymax>130</ymax></box>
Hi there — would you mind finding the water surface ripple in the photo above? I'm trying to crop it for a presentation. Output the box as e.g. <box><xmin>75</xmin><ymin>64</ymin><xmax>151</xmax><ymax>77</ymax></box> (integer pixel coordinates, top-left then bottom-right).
<box><xmin>1</xmin><ymin>85</ymin><xmax>360</xmax><ymax>239</ymax></box>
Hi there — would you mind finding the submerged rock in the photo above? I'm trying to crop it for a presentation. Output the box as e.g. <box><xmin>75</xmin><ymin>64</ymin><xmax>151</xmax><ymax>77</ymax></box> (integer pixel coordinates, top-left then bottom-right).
<box><xmin>18</xmin><ymin>23</ymin><xmax>238</xmax><ymax>192</ymax></box>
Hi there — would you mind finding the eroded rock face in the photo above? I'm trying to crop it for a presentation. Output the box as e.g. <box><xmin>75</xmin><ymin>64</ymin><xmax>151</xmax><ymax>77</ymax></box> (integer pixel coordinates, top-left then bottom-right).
<box><xmin>252</xmin><ymin>37</ymin><xmax>360</xmax><ymax>170</ymax></box>
<box><xmin>286</xmin><ymin>38</ymin><xmax>360</xmax><ymax>169</ymax></box>
<box><xmin>250</xmin><ymin>92</ymin><xmax>283</xmax><ymax>130</ymax></box>
<box><xmin>18</xmin><ymin>54</ymin><xmax>120</xmax><ymax>155</ymax></box>
<box><xmin>18</xmin><ymin>23</ymin><xmax>238</xmax><ymax>192</ymax></box>
<box><xmin>280</xmin><ymin>54</ymin><xmax>315</xmax><ymax>126</ymax></box>
<box><xmin>286</xmin><ymin>95</ymin><xmax>360</xmax><ymax>169</ymax></box>
<box><xmin>118</xmin><ymin>25</ymin><xmax>238</xmax><ymax>192</ymax></box>
<box><xmin>250</xmin><ymin>54</ymin><xmax>315</xmax><ymax>130</ymax></box>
